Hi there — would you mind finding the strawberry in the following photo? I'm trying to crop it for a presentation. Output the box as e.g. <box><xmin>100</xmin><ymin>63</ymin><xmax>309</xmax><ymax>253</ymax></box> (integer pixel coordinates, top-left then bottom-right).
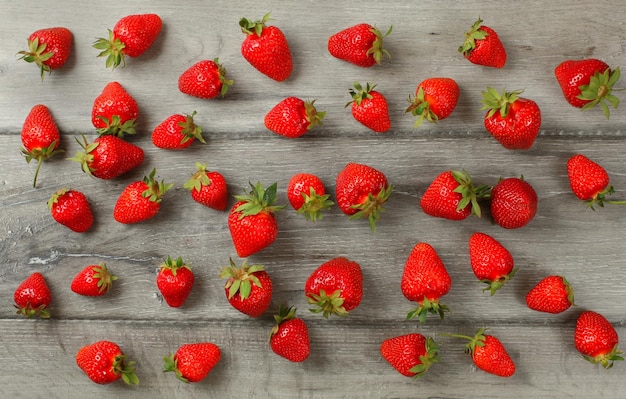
<box><xmin>335</xmin><ymin>162</ymin><xmax>393</xmax><ymax>231</ymax></box>
<box><xmin>304</xmin><ymin>257</ymin><xmax>363</xmax><ymax>318</ymax></box>
<box><xmin>76</xmin><ymin>340</ymin><xmax>139</xmax><ymax>385</ymax></box>
<box><xmin>178</xmin><ymin>58</ymin><xmax>234</xmax><ymax>99</ymax></box>
<box><xmin>481</xmin><ymin>87</ymin><xmax>542</xmax><ymax>150</ymax></box>
<box><xmin>69</xmin><ymin>134</ymin><xmax>144</xmax><ymax>180</ymax></box>
<box><xmin>21</xmin><ymin>104</ymin><xmax>62</xmax><ymax>188</ymax></box>
<box><xmin>269</xmin><ymin>306</ymin><xmax>311</xmax><ymax>362</ymax></box>
<box><xmin>47</xmin><ymin>188</ymin><xmax>94</xmax><ymax>233</ymax></box>
<box><xmin>156</xmin><ymin>256</ymin><xmax>195</xmax><ymax>308</ymax></box>
<box><xmin>71</xmin><ymin>263</ymin><xmax>117</xmax><ymax>297</ymax></box>
<box><xmin>91</xmin><ymin>81</ymin><xmax>139</xmax><ymax>137</ymax></box>
<box><xmin>219</xmin><ymin>258</ymin><xmax>273</xmax><ymax>318</ymax></box>
<box><xmin>526</xmin><ymin>275</ymin><xmax>574</xmax><ymax>314</ymax></box>
<box><xmin>14</xmin><ymin>272</ymin><xmax>51</xmax><ymax>319</ymax></box>
<box><xmin>575</xmin><ymin>310</ymin><xmax>623</xmax><ymax>369</ymax></box>
<box><xmin>420</xmin><ymin>170</ymin><xmax>489</xmax><ymax>220</ymax></box>
<box><xmin>227</xmin><ymin>182</ymin><xmax>285</xmax><ymax>257</ymax></box>
<box><xmin>151</xmin><ymin>111</ymin><xmax>205</xmax><ymax>150</ymax></box>
<box><xmin>459</xmin><ymin>18</ymin><xmax>506</xmax><ymax>68</ymax></box>
<box><xmin>554</xmin><ymin>59</ymin><xmax>621</xmax><ymax>119</ymax></box>
<box><xmin>264</xmin><ymin>97</ymin><xmax>325</xmax><ymax>138</ymax></box>
<box><xmin>18</xmin><ymin>27</ymin><xmax>72</xmax><ymax>80</ymax></box>
<box><xmin>489</xmin><ymin>177</ymin><xmax>538</xmax><ymax>229</ymax></box>
<box><xmin>184</xmin><ymin>162</ymin><xmax>229</xmax><ymax>211</ymax></box>
<box><xmin>327</xmin><ymin>23</ymin><xmax>392</xmax><ymax>67</ymax></box>
<box><xmin>406</xmin><ymin>77</ymin><xmax>460</xmax><ymax>127</ymax></box>
<box><xmin>286</xmin><ymin>173</ymin><xmax>333</xmax><ymax>222</ymax></box>
<box><xmin>113</xmin><ymin>168</ymin><xmax>172</xmax><ymax>224</ymax></box>
<box><xmin>347</xmin><ymin>81</ymin><xmax>391</xmax><ymax>133</ymax></box>
<box><xmin>566</xmin><ymin>154</ymin><xmax>626</xmax><ymax>209</ymax></box>
<box><xmin>401</xmin><ymin>242</ymin><xmax>451</xmax><ymax>323</ymax></box>
<box><xmin>380</xmin><ymin>333</ymin><xmax>439</xmax><ymax>378</ymax></box>
<box><xmin>468</xmin><ymin>232</ymin><xmax>517</xmax><ymax>295</ymax></box>
<box><xmin>445</xmin><ymin>328</ymin><xmax>516</xmax><ymax>377</ymax></box>
<box><xmin>94</xmin><ymin>13</ymin><xmax>162</xmax><ymax>69</ymax></box>
<box><xmin>163</xmin><ymin>343</ymin><xmax>221</xmax><ymax>383</ymax></box>
<box><xmin>239</xmin><ymin>13</ymin><xmax>293</xmax><ymax>81</ymax></box>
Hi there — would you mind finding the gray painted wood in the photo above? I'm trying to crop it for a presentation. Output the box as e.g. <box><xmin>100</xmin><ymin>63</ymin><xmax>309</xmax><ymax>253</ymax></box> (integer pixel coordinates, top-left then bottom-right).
<box><xmin>1</xmin><ymin>0</ymin><xmax>625</xmax><ymax>397</ymax></box>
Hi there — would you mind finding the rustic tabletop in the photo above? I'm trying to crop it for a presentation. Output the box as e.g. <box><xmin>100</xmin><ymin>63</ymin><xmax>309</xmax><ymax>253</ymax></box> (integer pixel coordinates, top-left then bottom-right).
<box><xmin>1</xmin><ymin>0</ymin><xmax>626</xmax><ymax>398</ymax></box>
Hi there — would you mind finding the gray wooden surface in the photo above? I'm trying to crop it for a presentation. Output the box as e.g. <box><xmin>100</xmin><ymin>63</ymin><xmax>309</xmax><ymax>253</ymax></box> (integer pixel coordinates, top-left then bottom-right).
<box><xmin>1</xmin><ymin>1</ymin><xmax>625</xmax><ymax>397</ymax></box>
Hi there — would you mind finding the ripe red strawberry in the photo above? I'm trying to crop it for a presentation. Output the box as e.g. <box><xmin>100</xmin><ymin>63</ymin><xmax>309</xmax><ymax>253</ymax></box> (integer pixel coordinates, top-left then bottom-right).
<box><xmin>47</xmin><ymin>188</ymin><xmax>94</xmax><ymax>233</ymax></box>
<box><xmin>94</xmin><ymin>13</ymin><xmax>162</xmax><ymax>69</ymax></box>
<box><xmin>287</xmin><ymin>173</ymin><xmax>333</xmax><ymax>222</ymax></box>
<box><xmin>406</xmin><ymin>77</ymin><xmax>460</xmax><ymax>127</ymax></box>
<box><xmin>264</xmin><ymin>97</ymin><xmax>326</xmax><ymax>138</ymax></box>
<box><xmin>239</xmin><ymin>13</ymin><xmax>293</xmax><ymax>81</ymax></box>
<box><xmin>481</xmin><ymin>87</ymin><xmax>542</xmax><ymax>150</ymax></box>
<box><xmin>566</xmin><ymin>154</ymin><xmax>626</xmax><ymax>209</ymax></box>
<box><xmin>380</xmin><ymin>333</ymin><xmax>440</xmax><ymax>378</ymax></box>
<box><xmin>554</xmin><ymin>59</ymin><xmax>621</xmax><ymax>118</ymax></box>
<box><xmin>184</xmin><ymin>162</ymin><xmax>229</xmax><ymax>211</ymax></box>
<box><xmin>113</xmin><ymin>168</ymin><xmax>172</xmax><ymax>224</ymax></box>
<box><xmin>526</xmin><ymin>275</ymin><xmax>574</xmax><ymax>314</ymax></box>
<box><xmin>304</xmin><ymin>257</ymin><xmax>363</xmax><ymax>318</ymax></box>
<box><xmin>76</xmin><ymin>340</ymin><xmax>139</xmax><ymax>385</ymax></box>
<box><xmin>446</xmin><ymin>328</ymin><xmax>516</xmax><ymax>377</ymax></box>
<box><xmin>71</xmin><ymin>263</ymin><xmax>117</xmax><ymax>297</ymax></box>
<box><xmin>401</xmin><ymin>242</ymin><xmax>451</xmax><ymax>323</ymax></box>
<box><xmin>69</xmin><ymin>134</ymin><xmax>144</xmax><ymax>180</ymax></box>
<box><xmin>18</xmin><ymin>27</ymin><xmax>72</xmax><ymax>79</ymax></box>
<box><xmin>347</xmin><ymin>81</ymin><xmax>391</xmax><ymax>133</ymax></box>
<box><xmin>489</xmin><ymin>177</ymin><xmax>538</xmax><ymax>229</ymax></box>
<box><xmin>468</xmin><ymin>232</ymin><xmax>517</xmax><ymax>295</ymax></box>
<box><xmin>335</xmin><ymin>162</ymin><xmax>393</xmax><ymax>231</ymax></box>
<box><xmin>459</xmin><ymin>18</ymin><xmax>506</xmax><ymax>68</ymax></box>
<box><xmin>21</xmin><ymin>104</ymin><xmax>62</xmax><ymax>188</ymax></box>
<box><xmin>163</xmin><ymin>343</ymin><xmax>221</xmax><ymax>383</ymax></box>
<box><xmin>269</xmin><ymin>306</ymin><xmax>311</xmax><ymax>362</ymax></box>
<box><xmin>152</xmin><ymin>111</ymin><xmax>205</xmax><ymax>149</ymax></box>
<box><xmin>327</xmin><ymin>23</ymin><xmax>392</xmax><ymax>67</ymax></box>
<box><xmin>219</xmin><ymin>258</ymin><xmax>273</xmax><ymax>318</ymax></box>
<box><xmin>575</xmin><ymin>310</ymin><xmax>623</xmax><ymax>369</ymax></box>
<box><xmin>156</xmin><ymin>256</ymin><xmax>195</xmax><ymax>308</ymax></box>
<box><xmin>178</xmin><ymin>58</ymin><xmax>234</xmax><ymax>99</ymax></box>
<box><xmin>227</xmin><ymin>182</ymin><xmax>285</xmax><ymax>257</ymax></box>
<box><xmin>14</xmin><ymin>272</ymin><xmax>51</xmax><ymax>319</ymax></box>
<box><xmin>420</xmin><ymin>170</ymin><xmax>489</xmax><ymax>220</ymax></box>
<box><xmin>91</xmin><ymin>81</ymin><xmax>139</xmax><ymax>137</ymax></box>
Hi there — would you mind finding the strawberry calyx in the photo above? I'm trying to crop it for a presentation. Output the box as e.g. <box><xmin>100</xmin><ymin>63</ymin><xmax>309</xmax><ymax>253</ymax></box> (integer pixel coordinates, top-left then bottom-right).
<box><xmin>366</xmin><ymin>25</ymin><xmax>393</xmax><ymax>65</ymax></box>
<box><xmin>68</xmin><ymin>134</ymin><xmax>99</xmax><ymax>176</ymax></box>
<box><xmin>349</xmin><ymin>183</ymin><xmax>393</xmax><ymax>232</ymax></box>
<box><xmin>297</xmin><ymin>186</ymin><xmax>334</xmax><ymax>223</ymax></box>
<box><xmin>160</xmin><ymin>256</ymin><xmax>190</xmax><ymax>277</ymax></box>
<box><xmin>442</xmin><ymin>328</ymin><xmax>488</xmax><ymax>356</ymax></box>
<box><xmin>96</xmin><ymin>115</ymin><xmax>137</xmax><ymax>137</ymax></box>
<box><xmin>22</xmin><ymin>139</ymin><xmax>62</xmax><ymax>188</ymax></box>
<box><xmin>233</xmin><ymin>182</ymin><xmax>285</xmax><ymax>220</ymax></box>
<box><xmin>17</xmin><ymin>37</ymin><xmax>55</xmax><ymax>80</ymax></box>
<box><xmin>458</xmin><ymin>17</ymin><xmax>488</xmax><ymax>56</ymax></box>
<box><xmin>582</xmin><ymin>343</ymin><xmax>624</xmax><ymax>369</ymax></box>
<box><xmin>480</xmin><ymin>87</ymin><xmax>524</xmax><ymax>119</ymax></box>
<box><xmin>269</xmin><ymin>305</ymin><xmax>297</xmax><ymax>341</ymax></box>
<box><xmin>93</xmin><ymin>29</ymin><xmax>126</xmax><ymax>69</ymax></box>
<box><xmin>214</xmin><ymin>58</ymin><xmax>234</xmax><ymax>97</ymax></box>
<box><xmin>405</xmin><ymin>87</ymin><xmax>438</xmax><ymax>127</ymax></box>
<box><xmin>15</xmin><ymin>302</ymin><xmax>50</xmax><ymax>319</ymax></box>
<box><xmin>178</xmin><ymin>111</ymin><xmax>205</xmax><ymax>145</ymax></box>
<box><xmin>578</xmin><ymin>66</ymin><xmax>621</xmax><ymax>119</ymax></box>
<box><xmin>163</xmin><ymin>353</ymin><xmax>189</xmax><ymax>383</ymax></box>
<box><xmin>451</xmin><ymin>169</ymin><xmax>490</xmax><ymax>218</ymax></box>
<box><xmin>183</xmin><ymin>162</ymin><xmax>212</xmax><ymax>192</ymax></box>
<box><xmin>113</xmin><ymin>354</ymin><xmax>140</xmax><ymax>385</ymax></box>
<box><xmin>481</xmin><ymin>267</ymin><xmax>518</xmax><ymax>296</ymax></box>
<box><xmin>239</xmin><ymin>12</ymin><xmax>271</xmax><ymax>36</ymax></box>
<box><xmin>219</xmin><ymin>258</ymin><xmax>265</xmax><ymax>300</ymax></box>
<box><xmin>409</xmin><ymin>337</ymin><xmax>440</xmax><ymax>378</ymax></box>
<box><xmin>90</xmin><ymin>263</ymin><xmax>118</xmax><ymax>294</ymax></box>
<box><xmin>346</xmin><ymin>81</ymin><xmax>377</xmax><ymax>107</ymax></box>
<box><xmin>304</xmin><ymin>100</ymin><xmax>326</xmax><ymax>131</ymax></box>
<box><xmin>406</xmin><ymin>296</ymin><xmax>449</xmax><ymax>323</ymax></box>
<box><xmin>307</xmin><ymin>289</ymin><xmax>348</xmax><ymax>318</ymax></box>
<box><xmin>142</xmin><ymin>168</ymin><xmax>173</xmax><ymax>203</ymax></box>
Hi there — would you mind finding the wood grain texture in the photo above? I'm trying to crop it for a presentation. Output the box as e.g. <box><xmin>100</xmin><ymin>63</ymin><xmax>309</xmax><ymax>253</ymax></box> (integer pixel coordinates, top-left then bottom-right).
<box><xmin>1</xmin><ymin>0</ymin><xmax>626</xmax><ymax>398</ymax></box>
